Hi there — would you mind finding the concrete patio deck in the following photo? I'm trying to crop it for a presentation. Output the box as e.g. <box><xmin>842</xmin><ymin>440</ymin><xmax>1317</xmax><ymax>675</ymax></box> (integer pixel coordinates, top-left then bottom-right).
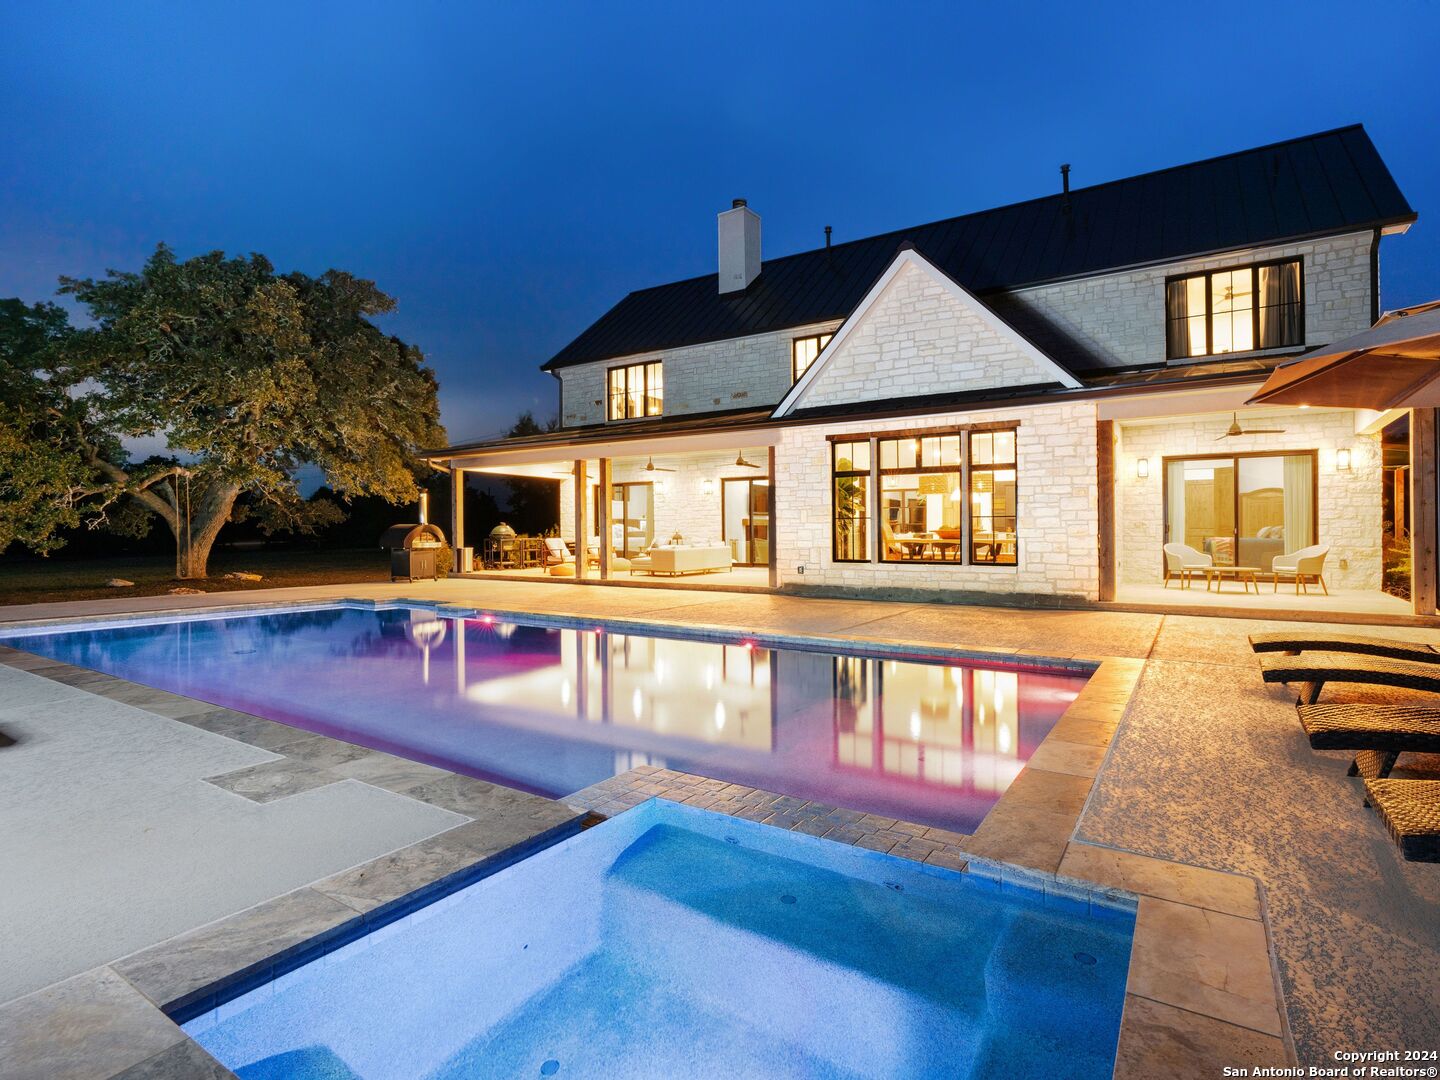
<box><xmin>0</xmin><ymin>576</ymin><xmax>1435</xmax><ymax>1075</ymax></box>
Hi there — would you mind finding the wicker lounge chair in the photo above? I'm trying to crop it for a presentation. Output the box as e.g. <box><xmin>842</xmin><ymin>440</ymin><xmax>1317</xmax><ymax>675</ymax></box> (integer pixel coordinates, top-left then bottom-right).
<box><xmin>1250</xmin><ymin>632</ymin><xmax>1440</xmax><ymax>663</ymax></box>
<box><xmin>1295</xmin><ymin>703</ymin><xmax>1440</xmax><ymax>779</ymax></box>
<box><xmin>1259</xmin><ymin>651</ymin><xmax>1440</xmax><ymax>705</ymax></box>
<box><xmin>1362</xmin><ymin>779</ymin><xmax>1440</xmax><ymax>862</ymax></box>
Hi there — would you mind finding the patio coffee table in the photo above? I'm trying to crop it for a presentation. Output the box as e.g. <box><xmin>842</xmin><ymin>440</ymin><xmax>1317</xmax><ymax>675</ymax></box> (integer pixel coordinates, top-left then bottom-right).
<box><xmin>1204</xmin><ymin>566</ymin><xmax>1261</xmax><ymax>594</ymax></box>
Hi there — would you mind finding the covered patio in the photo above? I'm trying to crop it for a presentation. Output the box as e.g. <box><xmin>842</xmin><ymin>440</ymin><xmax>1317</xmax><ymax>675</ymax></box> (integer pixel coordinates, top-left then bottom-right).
<box><xmin>1100</xmin><ymin>381</ymin><xmax>1435</xmax><ymax>621</ymax></box>
<box><xmin>433</xmin><ymin>414</ymin><xmax>783</xmax><ymax>591</ymax></box>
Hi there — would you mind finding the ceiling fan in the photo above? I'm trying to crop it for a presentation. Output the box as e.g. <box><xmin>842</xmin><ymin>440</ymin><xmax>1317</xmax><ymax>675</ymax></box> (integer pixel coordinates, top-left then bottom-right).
<box><xmin>643</xmin><ymin>456</ymin><xmax>676</xmax><ymax>473</ymax></box>
<box><xmin>1215</xmin><ymin>413</ymin><xmax>1286</xmax><ymax>441</ymax></box>
<box><xmin>733</xmin><ymin>452</ymin><xmax>763</xmax><ymax>469</ymax></box>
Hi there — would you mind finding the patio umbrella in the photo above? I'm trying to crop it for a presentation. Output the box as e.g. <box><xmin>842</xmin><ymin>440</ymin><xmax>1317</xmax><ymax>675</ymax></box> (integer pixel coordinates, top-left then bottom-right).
<box><xmin>1246</xmin><ymin>301</ymin><xmax>1440</xmax><ymax>409</ymax></box>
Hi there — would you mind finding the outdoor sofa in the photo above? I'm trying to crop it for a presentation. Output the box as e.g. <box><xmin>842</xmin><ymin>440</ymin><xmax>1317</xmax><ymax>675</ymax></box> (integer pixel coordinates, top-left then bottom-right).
<box><xmin>630</xmin><ymin>543</ymin><xmax>732</xmax><ymax>577</ymax></box>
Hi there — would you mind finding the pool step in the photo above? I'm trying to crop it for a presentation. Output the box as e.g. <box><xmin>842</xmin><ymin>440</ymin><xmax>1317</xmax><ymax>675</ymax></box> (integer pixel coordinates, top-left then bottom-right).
<box><xmin>603</xmin><ymin>823</ymin><xmax>1001</xmax><ymax>1078</ymax></box>
<box><xmin>975</xmin><ymin>901</ymin><xmax>1133</xmax><ymax>1075</ymax></box>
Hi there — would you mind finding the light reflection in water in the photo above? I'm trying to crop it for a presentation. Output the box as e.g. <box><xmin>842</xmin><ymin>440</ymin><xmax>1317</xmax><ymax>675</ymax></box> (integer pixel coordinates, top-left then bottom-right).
<box><xmin>5</xmin><ymin>608</ymin><xmax>1085</xmax><ymax>834</ymax></box>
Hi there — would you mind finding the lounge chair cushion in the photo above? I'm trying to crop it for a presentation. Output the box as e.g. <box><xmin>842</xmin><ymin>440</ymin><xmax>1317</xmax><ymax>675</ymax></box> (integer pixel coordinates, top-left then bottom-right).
<box><xmin>1250</xmin><ymin>632</ymin><xmax>1439</xmax><ymax>664</ymax></box>
<box><xmin>1363</xmin><ymin>779</ymin><xmax>1440</xmax><ymax>862</ymax></box>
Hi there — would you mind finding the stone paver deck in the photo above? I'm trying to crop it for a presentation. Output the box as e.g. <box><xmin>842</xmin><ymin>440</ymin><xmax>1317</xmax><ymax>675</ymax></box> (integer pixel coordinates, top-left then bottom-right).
<box><xmin>0</xmin><ymin>577</ymin><xmax>1435</xmax><ymax>1077</ymax></box>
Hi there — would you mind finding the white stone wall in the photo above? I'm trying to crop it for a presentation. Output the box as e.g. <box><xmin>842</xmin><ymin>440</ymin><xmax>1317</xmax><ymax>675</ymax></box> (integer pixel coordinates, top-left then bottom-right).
<box><xmin>798</xmin><ymin>260</ymin><xmax>1064</xmax><ymax>410</ymax></box>
<box><xmin>1115</xmin><ymin>408</ymin><xmax>1382</xmax><ymax>590</ymax></box>
<box><xmin>558</xmin><ymin>447</ymin><xmax>772</xmax><ymax>552</ymax></box>
<box><xmin>555</xmin><ymin>320</ymin><xmax>843</xmax><ymax>428</ymax></box>
<box><xmin>773</xmin><ymin>400</ymin><xmax>1101</xmax><ymax>601</ymax></box>
<box><xmin>989</xmin><ymin>231</ymin><xmax>1375</xmax><ymax>371</ymax></box>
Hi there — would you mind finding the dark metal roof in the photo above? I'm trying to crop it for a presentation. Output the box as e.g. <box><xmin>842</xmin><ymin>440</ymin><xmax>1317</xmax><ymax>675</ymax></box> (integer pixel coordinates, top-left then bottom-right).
<box><xmin>544</xmin><ymin>125</ymin><xmax>1414</xmax><ymax>371</ymax></box>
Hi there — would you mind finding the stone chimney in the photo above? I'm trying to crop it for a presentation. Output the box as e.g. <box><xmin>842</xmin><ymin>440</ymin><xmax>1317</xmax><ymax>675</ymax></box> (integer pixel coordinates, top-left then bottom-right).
<box><xmin>718</xmin><ymin>198</ymin><xmax>761</xmax><ymax>294</ymax></box>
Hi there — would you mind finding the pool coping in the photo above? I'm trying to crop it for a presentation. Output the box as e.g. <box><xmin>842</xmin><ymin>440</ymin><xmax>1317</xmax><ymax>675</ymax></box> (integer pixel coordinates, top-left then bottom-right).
<box><xmin>0</xmin><ymin>597</ymin><xmax>1294</xmax><ymax>1079</ymax></box>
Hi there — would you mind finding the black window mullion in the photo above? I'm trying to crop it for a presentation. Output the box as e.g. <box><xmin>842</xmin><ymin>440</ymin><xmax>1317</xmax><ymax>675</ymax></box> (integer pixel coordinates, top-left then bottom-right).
<box><xmin>1205</xmin><ymin>270</ymin><xmax>1214</xmax><ymax>357</ymax></box>
<box><xmin>1251</xmin><ymin>267</ymin><xmax>1260</xmax><ymax>351</ymax></box>
<box><xmin>961</xmin><ymin>447</ymin><xmax>970</xmax><ymax>566</ymax></box>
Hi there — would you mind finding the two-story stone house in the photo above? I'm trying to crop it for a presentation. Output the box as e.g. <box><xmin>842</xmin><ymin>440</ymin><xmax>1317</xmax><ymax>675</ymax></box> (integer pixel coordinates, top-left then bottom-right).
<box><xmin>430</xmin><ymin>125</ymin><xmax>1429</xmax><ymax>615</ymax></box>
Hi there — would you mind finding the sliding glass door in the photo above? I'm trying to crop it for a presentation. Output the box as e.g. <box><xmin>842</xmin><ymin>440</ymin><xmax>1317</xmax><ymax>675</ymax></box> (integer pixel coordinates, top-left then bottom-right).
<box><xmin>593</xmin><ymin>482</ymin><xmax>653</xmax><ymax>558</ymax></box>
<box><xmin>722</xmin><ymin>478</ymin><xmax>770</xmax><ymax>566</ymax></box>
<box><xmin>1164</xmin><ymin>451</ymin><xmax>1315</xmax><ymax>571</ymax></box>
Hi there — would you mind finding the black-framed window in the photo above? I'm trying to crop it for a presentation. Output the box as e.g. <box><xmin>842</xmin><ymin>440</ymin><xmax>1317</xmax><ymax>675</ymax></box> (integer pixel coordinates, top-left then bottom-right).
<box><xmin>969</xmin><ymin>430</ymin><xmax>1017</xmax><ymax>565</ymax></box>
<box><xmin>792</xmin><ymin>333</ymin><xmax>834</xmax><ymax>382</ymax></box>
<box><xmin>831</xmin><ymin>440</ymin><xmax>870</xmax><ymax>562</ymax></box>
<box><xmin>607</xmin><ymin>361</ymin><xmax>663</xmax><ymax>420</ymax></box>
<box><xmin>1166</xmin><ymin>259</ymin><xmax>1303</xmax><ymax>360</ymax></box>
<box><xmin>878</xmin><ymin>435</ymin><xmax>963</xmax><ymax>563</ymax></box>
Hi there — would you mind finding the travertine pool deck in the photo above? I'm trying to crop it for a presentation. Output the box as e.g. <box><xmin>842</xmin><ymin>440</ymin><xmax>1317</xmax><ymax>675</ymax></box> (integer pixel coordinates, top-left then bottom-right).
<box><xmin>0</xmin><ymin>577</ymin><xmax>1435</xmax><ymax>1078</ymax></box>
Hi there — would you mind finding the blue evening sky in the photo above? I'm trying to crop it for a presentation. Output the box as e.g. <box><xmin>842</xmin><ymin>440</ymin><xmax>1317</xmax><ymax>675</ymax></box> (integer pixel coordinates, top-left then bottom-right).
<box><xmin>4</xmin><ymin>2</ymin><xmax>1438</xmax><ymax>449</ymax></box>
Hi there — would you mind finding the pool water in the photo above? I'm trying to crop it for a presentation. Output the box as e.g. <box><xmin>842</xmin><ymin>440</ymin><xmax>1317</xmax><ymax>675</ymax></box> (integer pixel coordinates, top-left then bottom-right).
<box><xmin>2</xmin><ymin>603</ymin><xmax>1087</xmax><ymax>833</ymax></box>
<box><xmin>184</xmin><ymin>799</ymin><xmax>1135</xmax><ymax>1079</ymax></box>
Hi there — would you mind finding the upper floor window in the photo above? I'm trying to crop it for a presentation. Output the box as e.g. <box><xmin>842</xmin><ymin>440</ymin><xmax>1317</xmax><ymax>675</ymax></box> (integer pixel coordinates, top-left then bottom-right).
<box><xmin>607</xmin><ymin>361</ymin><xmax>663</xmax><ymax>420</ymax></box>
<box><xmin>1166</xmin><ymin>259</ymin><xmax>1303</xmax><ymax>360</ymax></box>
<box><xmin>792</xmin><ymin>333</ymin><xmax>834</xmax><ymax>382</ymax></box>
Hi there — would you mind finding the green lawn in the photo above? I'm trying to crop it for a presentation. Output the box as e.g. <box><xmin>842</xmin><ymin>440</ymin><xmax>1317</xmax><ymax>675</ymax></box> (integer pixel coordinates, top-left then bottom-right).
<box><xmin>0</xmin><ymin>548</ymin><xmax>391</xmax><ymax>606</ymax></box>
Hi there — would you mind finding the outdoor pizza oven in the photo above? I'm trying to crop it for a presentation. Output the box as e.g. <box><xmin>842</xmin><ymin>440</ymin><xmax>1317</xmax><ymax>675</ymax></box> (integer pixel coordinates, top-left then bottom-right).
<box><xmin>379</xmin><ymin>522</ymin><xmax>446</xmax><ymax>582</ymax></box>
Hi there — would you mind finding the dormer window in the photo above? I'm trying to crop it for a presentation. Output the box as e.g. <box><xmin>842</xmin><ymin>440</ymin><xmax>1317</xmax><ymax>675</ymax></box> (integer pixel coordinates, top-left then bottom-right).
<box><xmin>607</xmin><ymin>361</ymin><xmax>663</xmax><ymax>420</ymax></box>
<box><xmin>1166</xmin><ymin>259</ymin><xmax>1303</xmax><ymax>360</ymax></box>
<box><xmin>791</xmin><ymin>333</ymin><xmax>834</xmax><ymax>382</ymax></box>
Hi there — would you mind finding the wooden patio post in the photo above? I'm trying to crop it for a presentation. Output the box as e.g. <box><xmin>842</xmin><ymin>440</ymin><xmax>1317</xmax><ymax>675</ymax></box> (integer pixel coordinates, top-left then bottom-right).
<box><xmin>1411</xmin><ymin>408</ymin><xmax>1438</xmax><ymax>615</ymax></box>
<box><xmin>1096</xmin><ymin>420</ymin><xmax>1116</xmax><ymax>602</ymax></box>
<box><xmin>598</xmin><ymin>457</ymin><xmax>613</xmax><ymax>580</ymax></box>
<box><xmin>449</xmin><ymin>465</ymin><xmax>465</xmax><ymax>574</ymax></box>
<box><xmin>574</xmin><ymin>459</ymin><xmax>588</xmax><ymax>580</ymax></box>
<box><xmin>768</xmin><ymin>445</ymin><xmax>778</xmax><ymax>589</ymax></box>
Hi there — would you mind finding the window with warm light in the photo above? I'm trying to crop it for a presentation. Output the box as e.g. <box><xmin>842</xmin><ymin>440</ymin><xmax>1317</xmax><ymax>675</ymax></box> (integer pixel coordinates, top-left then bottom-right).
<box><xmin>878</xmin><ymin>434</ymin><xmax>963</xmax><ymax>563</ymax></box>
<box><xmin>969</xmin><ymin>430</ymin><xmax>1017</xmax><ymax>565</ymax></box>
<box><xmin>607</xmin><ymin>361</ymin><xmax>663</xmax><ymax>420</ymax></box>
<box><xmin>791</xmin><ymin>333</ymin><xmax>834</xmax><ymax>382</ymax></box>
<box><xmin>1166</xmin><ymin>259</ymin><xmax>1302</xmax><ymax>360</ymax></box>
<box><xmin>831</xmin><ymin>440</ymin><xmax>871</xmax><ymax>562</ymax></box>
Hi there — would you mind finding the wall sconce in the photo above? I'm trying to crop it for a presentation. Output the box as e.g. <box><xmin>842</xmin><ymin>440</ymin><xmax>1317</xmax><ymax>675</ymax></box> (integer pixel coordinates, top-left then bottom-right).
<box><xmin>700</xmin><ymin>478</ymin><xmax>715</xmax><ymax>496</ymax></box>
<box><xmin>1336</xmin><ymin>448</ymin><xmax>1352</xmax><ymax>471</ymax></box>
<box><xmin>1136</xmin><ymin>457</ymin><xmax>1150</xmax><ymax>479</ymax></box>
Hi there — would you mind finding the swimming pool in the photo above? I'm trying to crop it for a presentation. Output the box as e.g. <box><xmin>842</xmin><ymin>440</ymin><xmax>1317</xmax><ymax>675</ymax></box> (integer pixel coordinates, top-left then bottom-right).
<box><xmin>2</xmin><ymin>602</ymin><xmax>1088</xmax><ymax>833</ymax></box>
<box><xmin>183</xmin><ymin>798</ymin><xmax>1135</xmax><ymax>1079</ymax></box>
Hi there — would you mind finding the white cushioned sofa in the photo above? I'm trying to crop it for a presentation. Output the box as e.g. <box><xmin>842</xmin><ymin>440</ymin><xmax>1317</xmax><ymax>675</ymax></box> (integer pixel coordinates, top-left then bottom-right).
<box><xmin>631</xmin><ymin>543</ymin><xmax>732</xmax><ymax>576</ymax></box>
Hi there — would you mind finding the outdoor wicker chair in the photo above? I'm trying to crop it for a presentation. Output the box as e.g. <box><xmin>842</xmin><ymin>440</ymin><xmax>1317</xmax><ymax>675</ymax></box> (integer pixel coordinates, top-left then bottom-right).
<box><xmin>1250</xmin><ymin>632</ymin><xmax>1440</xmax><ymax>664</ymax></box>
<box><xmin>1295</xmin><ymin>703</ymin><xmax>1440</xmax><ymax>780</ymax></box>
<box><xmin>1162</xmin><ymin>543</ymin><xmax>1211</xmax><ymax>589</ymax></box>
<box><xmin>1362</xmin><ymin>779</ymin><xmax>1440</xmax><ymax>862</ymax></box>
<box><xmin>1271</xmin><ymin>544</ymin><xmax>1330</xmax><ymax>595</ymax></box>
<box><xmin>1259</xmin><ymin>651</ymin><xmax>1440</xmax><ymax>705</ymax></box>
